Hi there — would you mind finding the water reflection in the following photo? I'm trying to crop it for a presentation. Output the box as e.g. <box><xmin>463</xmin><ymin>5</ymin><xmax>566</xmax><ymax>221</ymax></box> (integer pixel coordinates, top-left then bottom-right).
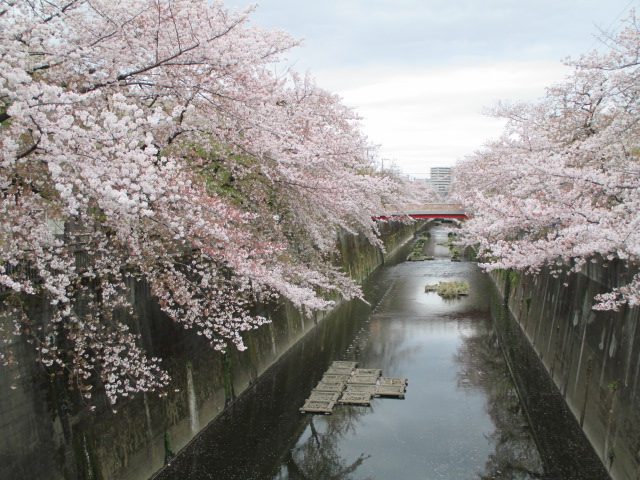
<box><xmin>272</xmin><ymin>225</ymin><xmax>543</xmax><ymax>480</ymax></box>
<box><xmin>455</xmin><ymin>326</ymin><xmax>544</xmax><ymax>479</ymax></box>
<box><xmin>276</xmin><ymin>409</ymin><xmax>373</xmax><ymax>480</ymax></box>
<box><xmin>156</xmin><ymin>225</ymin><xmax>544</xmax><ymax>480</ymax></box>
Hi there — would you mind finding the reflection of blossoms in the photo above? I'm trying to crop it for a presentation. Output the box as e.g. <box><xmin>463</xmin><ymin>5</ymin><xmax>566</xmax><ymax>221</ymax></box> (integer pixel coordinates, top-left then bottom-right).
<box><xmin>286</xmin><ymin>414</ymin><xmax>373</xmax><ymax>480</ymax></box>
<box><xmin>455</xmin><ymin>328</ymin><xmax>544</xmax><ymax>479</ymax></box>
<box><xmin>0</xmin><ymin>0</ymin><xmax>420</xmax><ymax>405</ymax></box>
<box><xmin>453</xmin><ymin>13</ymin><xmax>640</xmax><ymax>311</ymax></box>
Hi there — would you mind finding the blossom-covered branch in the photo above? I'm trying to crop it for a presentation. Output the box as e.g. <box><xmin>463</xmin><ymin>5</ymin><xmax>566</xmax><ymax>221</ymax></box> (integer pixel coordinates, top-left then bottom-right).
<box><xmin>0</xmin><ymin>0</ymin><xmax>416</xmax><ymax>404</ymax></box>
<box><xmin>453</xmin><ymin>11</ymin><xmax>640</xmax><ymax>311</ymax></box>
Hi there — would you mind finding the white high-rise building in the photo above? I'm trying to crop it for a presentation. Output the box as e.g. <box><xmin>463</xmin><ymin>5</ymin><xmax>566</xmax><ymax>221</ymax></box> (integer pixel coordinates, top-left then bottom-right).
<box><xmin>428</xmin><ymin>167</ymin><xmax>452</xmax><ymax>197</ymax></box>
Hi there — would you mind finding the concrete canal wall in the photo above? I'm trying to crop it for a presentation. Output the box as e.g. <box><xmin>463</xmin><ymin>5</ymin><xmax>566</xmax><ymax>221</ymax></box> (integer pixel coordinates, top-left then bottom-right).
<box><xmin>0</xmin><ymin>221</ymin><xmax>416</xmax><ymax>480</ymax></box>
<box><xmin>492</xmin><ymin>262</ymin><xmax>640</xmax><ymax>480</ymax></box>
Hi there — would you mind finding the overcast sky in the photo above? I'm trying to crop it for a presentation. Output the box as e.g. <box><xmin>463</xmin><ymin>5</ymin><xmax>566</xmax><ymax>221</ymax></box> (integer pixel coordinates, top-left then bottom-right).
<box><xmin>224</xmin><ymin>0</ymin><xmax>638</xmax><ymax>177</ymax></box>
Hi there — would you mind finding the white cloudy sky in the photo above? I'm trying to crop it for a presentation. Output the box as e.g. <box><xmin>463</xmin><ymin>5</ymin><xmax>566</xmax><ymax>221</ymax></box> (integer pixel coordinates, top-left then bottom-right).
<box><xmin>224</xmin><ymin>0</ymin><xmax>638</xmax><ymax>177</ymax></box>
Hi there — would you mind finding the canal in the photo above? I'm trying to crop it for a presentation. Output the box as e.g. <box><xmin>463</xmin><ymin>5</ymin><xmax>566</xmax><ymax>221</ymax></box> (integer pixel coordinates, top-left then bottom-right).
<box><xmin>152</xmin><ymin>225</ymin><xmax>582</xmax><ymax>479</ymax></box>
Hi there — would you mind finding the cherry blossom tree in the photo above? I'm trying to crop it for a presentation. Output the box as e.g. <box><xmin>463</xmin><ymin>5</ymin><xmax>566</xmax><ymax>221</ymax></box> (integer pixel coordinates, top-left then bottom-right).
<box><xmin>0</xmin><ymin>0</ymin><xmax>413</xmax><ymax>404</ymax></box>
<box><xmin>453</xmin><ymin>11</ymin><xmax>640</xmax><ymax>311</ymax></box>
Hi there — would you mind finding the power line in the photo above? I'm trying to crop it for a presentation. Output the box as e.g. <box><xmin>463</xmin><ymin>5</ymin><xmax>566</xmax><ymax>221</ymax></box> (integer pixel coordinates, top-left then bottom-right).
<box><xmin>587</xmin><ymin>0</ymin><xmax>638</xmax><ymax>51</ymax></box>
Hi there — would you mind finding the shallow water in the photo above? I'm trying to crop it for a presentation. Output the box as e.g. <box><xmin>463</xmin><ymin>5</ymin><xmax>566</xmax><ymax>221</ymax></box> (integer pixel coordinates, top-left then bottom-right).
<box><xmin>155</xmin><ymin>225</ymin><xmax>542</xmax><ymax>480</ymax></box>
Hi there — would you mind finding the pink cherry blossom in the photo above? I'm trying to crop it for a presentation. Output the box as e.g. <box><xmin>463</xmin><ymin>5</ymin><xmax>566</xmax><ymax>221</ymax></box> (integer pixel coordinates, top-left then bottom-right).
<box><xmin>453</xmin><ymin>11</ymin><xmax>640</xmax><ymax>313</ymax></box>
<box><xmin>0</xmin><ymin>0</ymin><xmax>426</xmax><ymax>404</ymax></box>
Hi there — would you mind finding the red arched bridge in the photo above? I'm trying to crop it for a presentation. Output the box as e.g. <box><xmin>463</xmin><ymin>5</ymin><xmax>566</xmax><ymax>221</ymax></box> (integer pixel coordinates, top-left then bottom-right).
<box><xmin>373</xmin><ymin>203</ymin><xmax>468</xmax><ymax>221</ymax></box>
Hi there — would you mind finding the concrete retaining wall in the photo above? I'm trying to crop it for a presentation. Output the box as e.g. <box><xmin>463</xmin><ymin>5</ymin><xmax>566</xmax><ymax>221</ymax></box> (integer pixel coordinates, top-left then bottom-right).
<box><xmin>0</xmin><ymin>222</ymin><xmax>416</xmax><ymax>480</ymax></box>
<box><xmin>493</xmin><ymin>262</ymin><xmax>640</xmax><ymax>480</ymax></box>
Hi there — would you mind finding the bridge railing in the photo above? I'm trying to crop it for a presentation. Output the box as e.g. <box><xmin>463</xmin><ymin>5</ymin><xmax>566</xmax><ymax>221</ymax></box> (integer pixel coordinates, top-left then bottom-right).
<box><xmin>373</xmin><ymin>203</ymin><xmax>468</xmax><ymax>220</ymax></box>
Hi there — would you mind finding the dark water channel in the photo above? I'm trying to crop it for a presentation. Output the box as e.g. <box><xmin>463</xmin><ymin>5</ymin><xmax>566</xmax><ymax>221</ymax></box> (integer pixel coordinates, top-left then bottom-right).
<box><xmin>155</xmin><ymin>226</ymin><xmax>545</xmax><ymax>480</ymax></box>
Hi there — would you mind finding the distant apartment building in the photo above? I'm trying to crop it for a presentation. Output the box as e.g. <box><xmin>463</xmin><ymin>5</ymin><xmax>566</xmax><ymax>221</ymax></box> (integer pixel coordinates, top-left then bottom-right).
<box><xmin>428</xmin><ymin>167</ymin><xmax>452</xmax><ymax>197</ymax></box>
